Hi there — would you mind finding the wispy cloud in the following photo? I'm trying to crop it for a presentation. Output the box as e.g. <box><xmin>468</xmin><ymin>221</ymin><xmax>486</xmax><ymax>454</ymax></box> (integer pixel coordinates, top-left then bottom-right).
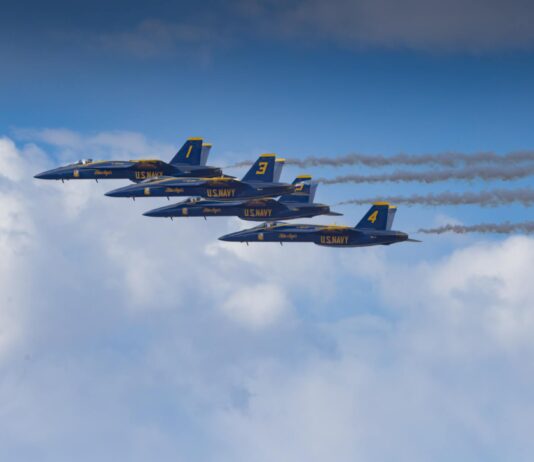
<box><xmin>95</xmin><ymin>18</ymin><xmax>231</xmax><ymax>61</ymax></box>
<box><xmin>238</xmin><ymin>0</ymin><xmax>534</xmax><ymax>52</ymax></box>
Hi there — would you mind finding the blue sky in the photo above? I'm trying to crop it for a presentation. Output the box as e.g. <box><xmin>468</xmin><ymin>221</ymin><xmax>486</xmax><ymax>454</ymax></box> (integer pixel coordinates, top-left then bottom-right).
<box><xmin>1</xmin><ymin>1</ymin><xmax>534</xmax><ymax>461</ymax></box>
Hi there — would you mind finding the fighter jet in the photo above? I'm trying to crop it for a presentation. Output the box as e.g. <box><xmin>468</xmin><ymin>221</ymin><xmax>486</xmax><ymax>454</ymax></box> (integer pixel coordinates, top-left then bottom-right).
<box><xmin>142</xmin><ymin>175</ymin><xmax>342</xmax><ymax>221</ymax></box>
<box><xmin>34</xmin><ymin>138</ymin><xmax>222</xmax><ymax>182</ymax></box>
<box><xmin>219</xmin><ymin>203</ymin><xmax>420</xmax><ymax>247</ymax></box>
<box><xmin>105</xmin><ymin>154</ymin><xmax>295</xmax><ymax>201</ymax></box>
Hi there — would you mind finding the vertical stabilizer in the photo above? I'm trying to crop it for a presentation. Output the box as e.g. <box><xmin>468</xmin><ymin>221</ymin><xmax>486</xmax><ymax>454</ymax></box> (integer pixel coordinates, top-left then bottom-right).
<box><xmin>386</xmin><ymin>206</ymin><xmax>397</xmax><ymax>230</ymax></box>
<box><xmin>242</xmin><ymin>154</ymin><xmax>277</xmax><ymax>182</ymax></box>
<box><xmin>278</xmin><ymin>175</ymin><xmax>316</xmax><ymax>203</ymax></box>
<box><xmin>200</xmin><ymin>143</ymin><xmax>212</xmax><ymax>166</ymax></box>
<box><xmin>170</xmin><ymin>138</ymin><xmax>204</xmax><ymax>166</ymax></box>
<box><xmin>273</xmin><ymin>158</ymin><xmax>286</xmax><ymax>183</ymax></box>
<box><xmin>355</xmin><ymin>203</ymin><xmax>390</xmax><ymax>230</ymax></box>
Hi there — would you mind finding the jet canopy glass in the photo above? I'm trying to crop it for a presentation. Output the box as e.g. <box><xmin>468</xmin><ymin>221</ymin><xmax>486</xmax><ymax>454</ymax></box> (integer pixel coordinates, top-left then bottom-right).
<box><xmin>75</xmin><ymin>158</ymin><xmax>93</xmax><ymax>165</ymax></box>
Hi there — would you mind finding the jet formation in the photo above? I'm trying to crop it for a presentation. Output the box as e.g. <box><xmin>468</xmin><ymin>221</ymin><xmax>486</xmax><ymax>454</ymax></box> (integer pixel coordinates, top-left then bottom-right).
<box><xmin>34</xmin><ymin>137</ymin><xmax>419</xmax><ymax>248</ymax></box>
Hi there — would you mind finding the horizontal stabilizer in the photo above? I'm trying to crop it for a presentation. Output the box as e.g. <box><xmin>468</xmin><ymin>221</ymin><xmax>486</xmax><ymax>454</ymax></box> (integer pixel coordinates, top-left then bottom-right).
<box><xmin>406</xmin><ymin>238</ymin><xmax>422</xmax><ymax>242</ymax></box>
<box><xmin>325</xmin><ymin>211</ymin><xmax>343</xmax><ymax>216</ymax></box>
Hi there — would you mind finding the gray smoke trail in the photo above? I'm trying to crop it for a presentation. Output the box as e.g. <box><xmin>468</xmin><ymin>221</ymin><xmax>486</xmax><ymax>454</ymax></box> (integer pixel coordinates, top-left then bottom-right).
<box><xmin>228</xmin><ymin>151</ymin><xmax>534</xmax><ymax>169</ymax></box>
<box><xmin>337</xmin><ymin>189</ymin><xmax>534</xmax><ymax>207</ymax></box>
<box><xmin>319</xmin><ymin>164</ymin><xmax>534</xmax><ymax>184</ymax></box>
<box><xmin>418</xmin><ymin>222</ymin><xmax>534</xmax><ymax>235</ymax></box>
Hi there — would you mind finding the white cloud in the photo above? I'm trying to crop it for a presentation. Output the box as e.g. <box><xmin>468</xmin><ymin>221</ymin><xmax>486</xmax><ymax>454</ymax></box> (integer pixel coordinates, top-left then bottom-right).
<box><xmin>1</xmin><ymin>131</ymin><xmax>534</xmax><ymax>461</ymax></box>
<box><xmin>221</xmin><ymin>283</ymin><xmax>291</xmax><ymax>328</ymax></box>
<box><xmin>0</xmin><ymin>137</ymin><xmax>26</xmax><ymax>181</ymax></box>
<box><xmin>14</xmin><ymin>128</ymin><xmax>175</xmax><ymax>164</ymax></box>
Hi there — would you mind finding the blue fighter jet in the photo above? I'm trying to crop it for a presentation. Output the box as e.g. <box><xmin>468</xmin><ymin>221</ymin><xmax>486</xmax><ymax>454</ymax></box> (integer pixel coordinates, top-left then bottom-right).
<box><xmin>142</xmin><ymin>175</ymin><xmax>342</xmax><ymax>221</ymax></box>
<box><xmin>34</xmin><ymin>138</ymin><xmax>222</xmax><ymax>182</ymax></box>
<box><xmin>219</xmin><ymin>203</ymin><xmax>420</xmax><ymax>247</ymax></box>
<box><xmin>105</xmin><ymin>154</ymin><xmax>296</xmax><ymax>201</ymax></box>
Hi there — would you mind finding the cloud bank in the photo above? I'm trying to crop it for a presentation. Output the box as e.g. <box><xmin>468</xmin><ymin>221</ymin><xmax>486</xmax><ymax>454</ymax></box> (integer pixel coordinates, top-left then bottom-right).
<box><xmin>1</xmin><ymin>132</ymin><xmax>534</xmax><ymax>461</ymax></box>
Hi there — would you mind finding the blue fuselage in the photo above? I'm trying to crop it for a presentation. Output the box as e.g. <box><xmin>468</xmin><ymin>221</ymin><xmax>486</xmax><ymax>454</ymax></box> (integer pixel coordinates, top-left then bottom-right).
<box><xmin>219</xmin><ymin>223</ymin><xmax>409</xmax><ymax>247</ymax></box>
<box><xmin>105</xmin><ymin>178</ymin><xmax>295</xmax><ymax>201</ymax></box>
<box><xmin>34</xmin><ymin>161</ymin><xmax>222</xmax><ymax>182</ymax></box>
<box><xmin>143</xmin><ymin>199</ymin><xmax>331</xmax><ymax>221</ymax></box>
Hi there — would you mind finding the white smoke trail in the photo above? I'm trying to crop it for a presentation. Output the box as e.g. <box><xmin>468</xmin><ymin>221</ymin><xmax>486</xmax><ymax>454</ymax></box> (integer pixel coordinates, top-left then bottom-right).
<box><xmin>319</xmin><ymin>164</ymin><xmax>534</xmax><ymax>184</ymax></box>
<box><xmin>337</xmin><ymin>189</ymin><xmax>534</xmax><ymax>207</ymax></box>
<box><xmin>418</xmin><ymin>222</ymin><xmax>534</xmax><ymax>235</ymax></box>
<box><xmin>229</xmin><ymin>151</ymin><xmax>534</xmax><ymax>169</ymax></box>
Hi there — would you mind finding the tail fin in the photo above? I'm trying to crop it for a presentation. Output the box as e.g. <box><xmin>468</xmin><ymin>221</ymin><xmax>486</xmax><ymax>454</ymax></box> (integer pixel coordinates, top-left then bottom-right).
<box><xmin>386</xmin><ymin>206</ymin><xmax>397</xmax><ymax>230</ymax></box>
<box><xmin>273</xmin><ymin>158</ymin><xmax>286</xmax><ymax>183</ymax></box>
<box><xmin>242</xmin><ymin>154</ymin><xmax>277</xmax><ymax>182</ymax></box>
<box><xmin>170</xmin><ymin>138</ymin><xmax>203</xmax><ymax>166</ymax></box>
<box><xmin>278</xmin><ymin>175</ymin><xmax>317</xmax><ymax>204</ymax></box>
<box><xmin>200</xmin><ymin>144</ymin><xmax>212</xmax><ymax>166</ymax></box>
<box><xmin>356</xmin><ymin>203</ymin><xmax>390</xmax><ymax>230</ymax></box>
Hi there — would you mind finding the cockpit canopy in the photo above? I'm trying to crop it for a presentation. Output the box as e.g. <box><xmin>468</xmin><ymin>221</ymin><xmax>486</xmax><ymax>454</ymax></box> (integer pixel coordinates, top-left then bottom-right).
<box><xmin>75</xmin><ymin>158</ymin><xmax>93</xmax><ymax>165</ymax></box>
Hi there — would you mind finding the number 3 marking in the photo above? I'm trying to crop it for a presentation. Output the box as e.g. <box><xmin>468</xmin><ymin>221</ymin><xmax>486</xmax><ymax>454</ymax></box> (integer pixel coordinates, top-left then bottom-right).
<box><xmin>256</xmin><ymin>161</ymin><xmax>268</xmax><ymax>175</ymax></box>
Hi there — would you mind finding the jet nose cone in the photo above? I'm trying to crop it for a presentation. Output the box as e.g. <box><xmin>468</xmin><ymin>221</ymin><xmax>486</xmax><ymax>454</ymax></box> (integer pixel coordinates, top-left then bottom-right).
<box><xmin>105</xmin><ymin>185</ymin><xmax>137</xmax><ymax>197</ymax></box>
<box><xmin>34</xmin><ymin>170</ymin><xmax>54</xmax><ymax>180</ymax></box>
<box><xmin>143</xmin><ymin>209</ymin><xmax>164</xmax><ymax>217</ymax></box>
<box><xmin>218</xmin><ymin>231</ymin><xmax>245</xmax><ymax>242</ymax></box>
<box><xmin>104</xmin><ymin>189</ymin><xmax>120</xmax><ymax>197</ymax></box>
<box><xmin>218</xmin><ymin>232</ymin><xmax>236</xmax><ymax>242</ymax></box>
<box><xmin>143</xmin><ymin>204</ymin><xmax>176</xmax><ymax>217</ymax></box>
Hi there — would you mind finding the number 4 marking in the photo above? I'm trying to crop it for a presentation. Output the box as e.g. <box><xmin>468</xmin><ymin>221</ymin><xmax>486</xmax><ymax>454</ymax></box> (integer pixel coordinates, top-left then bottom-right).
<box><xmin>368</xmin><ymin>211</ymin><xmax>378</xmax><ymax>223</ymax></box>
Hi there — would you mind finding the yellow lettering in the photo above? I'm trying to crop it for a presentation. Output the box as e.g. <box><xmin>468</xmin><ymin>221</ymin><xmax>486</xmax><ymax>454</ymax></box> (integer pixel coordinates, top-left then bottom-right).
<box><xmin>206</xmin><ymin>189</ymin><xmax>236</xmax><ymax>198</ymax></box>
<box><xmin>320</xmin><ymin>235</ymin><xmax>349</xmax><ymax>245</ymax></box>
<box><xmin>95</xmin><ymin>170</ymin><xmax>113</xmax><ymax>176</ymax></box>
<box><xmin>244</xmin><ymin>208</ymin><xmax>272</xmax><ymax>217</ymax></box>
<box><xmin>136</xmin><ymin>171</ymin><xmax>163</xmax><ymax>180</ymax></box>
<box><xmin>278</xmin><ymin>233</ymin><xmax>298</xmax><ymax>240</ymax></box>
<box><xmin>368</xmin><ymin>211</ymin><xmax>379</xmax><ymax>224</ymax></box>
<box><xmin>202</xmin><ymin>207</ymin><xmax>222</xmax><ymax>214</ymax></box>
<box><xmin>164</xmin><ymin>187</ymin><xmax>185</xmax><ymax>194</ymax></box>
<box><xmin>186</xmin><ymin>145</ymin><xmax>193</xmax><ymax>158</ymax></box>
<box><xmin>256</xmin><ymin>161</ymin><xmax>268</xmax><ymax>175</ymax></box>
